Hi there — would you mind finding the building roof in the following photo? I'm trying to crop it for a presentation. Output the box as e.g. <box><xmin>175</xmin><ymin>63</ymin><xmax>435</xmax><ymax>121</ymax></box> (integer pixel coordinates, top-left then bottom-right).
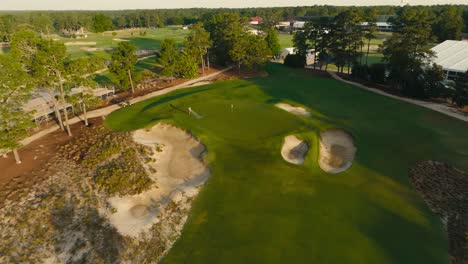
<box><xmin>431</xmin><ymin>40</ymin><xmax>468</xmax><ymax>73</ymax></box>
<box><xmin>249</xmin><ymin>16</ymin><xmax>263</xmax><ymax>22</ymax></box>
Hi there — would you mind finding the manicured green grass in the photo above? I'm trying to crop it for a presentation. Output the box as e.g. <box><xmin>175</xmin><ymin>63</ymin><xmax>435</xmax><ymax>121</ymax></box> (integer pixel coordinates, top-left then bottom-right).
<box><xmin>105</xmin><ymin>63</ymin><xmax>468</xmax><ymax>264</ymax></box>
<box><xmin>278</xmin><ymin>33</ymin><xmax>293</xmax><ymax>49</ymax></box>
<box><xmin>56</xmin><ymin>26</ymin><xmax>189</xmax><ymax>58</ymax></box>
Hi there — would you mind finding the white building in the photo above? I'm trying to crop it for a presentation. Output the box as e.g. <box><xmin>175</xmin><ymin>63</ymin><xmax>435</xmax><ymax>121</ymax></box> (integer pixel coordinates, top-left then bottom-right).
<box><xmin>280</xmin><ymin>47</ymin><xmax>315</xmax><ymax>65</ymax></box>
<box><xmin>292</xmin><ymin>21</ymin><xmax>306</xmax><ymax>29</ymax></box>
<box><xmin>23</xmin><ymin>87</ymin><xmax>115</xmax><ymax>123</ymax></box>
<box><xmin>359</xmin><ymin>22</ymin><xmax>393</xmax><ymax>32</ymax></box>
<box><xmin>431</xmin><ymin>40</ymin><xmax>468</xmax><ymax>80</ymax></box>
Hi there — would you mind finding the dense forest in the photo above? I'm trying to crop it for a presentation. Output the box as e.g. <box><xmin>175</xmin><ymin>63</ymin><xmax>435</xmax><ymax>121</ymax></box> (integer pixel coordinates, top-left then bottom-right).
<box><xmin>1</xmin><ymin>5</ymin><xmax>468</xmax><ymax>40</ymax></box>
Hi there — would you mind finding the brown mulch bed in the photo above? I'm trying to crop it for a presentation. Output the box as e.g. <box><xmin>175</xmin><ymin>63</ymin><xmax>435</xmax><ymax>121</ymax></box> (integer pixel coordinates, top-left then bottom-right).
<box><xmin>409</xmin><ymin>161</ymin><xmax>468</xmax><ymax>264</ymax></box>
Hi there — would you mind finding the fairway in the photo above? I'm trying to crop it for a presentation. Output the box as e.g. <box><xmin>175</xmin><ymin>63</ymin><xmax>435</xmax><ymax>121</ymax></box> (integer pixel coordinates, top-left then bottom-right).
<box><xmin>105</xmin><ymin>63</ymin><xmax>468</xmax><ymax>263</ymax></box>
<box><xmin>57</xmin><ymin>26</ymin><xmax>188</xmax><ymax>58</ymax></box>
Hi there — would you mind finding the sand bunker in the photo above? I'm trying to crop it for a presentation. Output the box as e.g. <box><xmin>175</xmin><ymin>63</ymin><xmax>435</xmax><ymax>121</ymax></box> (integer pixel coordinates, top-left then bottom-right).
<box><xmin>80</xmin><ymin>47</ymin><xmax>113</xmax><ymax>52</ymax></box>
<box><xmin>64</xmin><ymin>41</ymin><xmax>96</xmax><ymax>46</ymax></box>
<box><xmin>276</xmin><ymin>103</ymin><xmax>311</xmax><ymax>117</ymax></box>
<box><xmin>113</xmin><ymin>38</ymin><xmax>130</xmax><ymax>42</ymax></box>
<box><xmin>318</xmin><ymin>129</ymin><xmax>356</xmax><ymax>173</ymax></box>
<box><xmin>108</xmin><ymin>123</ymin><xmax>209</xmax><ymax>237</ymax></box>
<box><xmin>281</xmin><ymin>135</ymin><xmax>308</xmax><ymax>165</ymax></box>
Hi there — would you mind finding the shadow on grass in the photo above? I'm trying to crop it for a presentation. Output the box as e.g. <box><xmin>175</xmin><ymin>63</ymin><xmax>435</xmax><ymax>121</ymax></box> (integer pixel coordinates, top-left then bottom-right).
<box><xmin>140</xmin><ymin>87</ymin><xmax>213</xmax><ymax>112</ymax></box>
<box><xmin>128</xmin><ymin>37</ymin><xmax>163</xmax><ymax>50</ymax></box>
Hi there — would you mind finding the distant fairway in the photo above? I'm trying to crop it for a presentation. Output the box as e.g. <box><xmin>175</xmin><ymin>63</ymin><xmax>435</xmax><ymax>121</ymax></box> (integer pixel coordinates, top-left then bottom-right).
<box><xmin>56</xmin><ymin>26</ymin><xmax>188</xmax><ymax>58</ymax></box>
<box><xmin>105</xmin><ymin>63</ymin><xmax>468</xmax><ymax>264</ymax></box>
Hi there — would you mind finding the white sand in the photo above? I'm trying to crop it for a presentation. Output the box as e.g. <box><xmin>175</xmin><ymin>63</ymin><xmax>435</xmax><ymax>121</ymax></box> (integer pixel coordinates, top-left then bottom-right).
<box><xmin>281</xmin><ymin>135</ymin><xmax>308</xmax><ymax>165</ymax></box>
<box><xmin>80</xmin><ymin>47</ymin><xmax>113</xmax><ymax>52</ymax></box>
<box><xmin>318</xmin><ymin>129</ymin><xmax>356</xmax><ymax>173</ymax></box>
<box><xmin>64</xmin><ymin>41</ymin><xmax>96</xmax><ymax>46</ymax></box>
<box><xmin>108</xmin><ymin>123</ymin><xmax>209</xmax><ymax>237</ymax></box>
<box><xmin>276</xmin><ymin>103</ymin><xmax>311</xmax><ymax>117</ymax></box>
<box><xmin>113</xmin><ymin>38</ymin><xmax>130</xmax><ymax>42</ymax></box>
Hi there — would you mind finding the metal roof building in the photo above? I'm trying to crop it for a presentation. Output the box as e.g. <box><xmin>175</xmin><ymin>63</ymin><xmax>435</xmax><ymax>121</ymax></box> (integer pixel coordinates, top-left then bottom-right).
<box><xmin>431</xmin><ymin>40</ymin><xmax>468</xmax><ymax>80</ymax></box>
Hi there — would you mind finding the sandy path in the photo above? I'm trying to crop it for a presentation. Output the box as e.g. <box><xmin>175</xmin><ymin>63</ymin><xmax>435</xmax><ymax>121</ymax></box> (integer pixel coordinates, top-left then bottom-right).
<box><xmin>276</xmin><ymin>103</ymin><xmax>311</xmax><ymax>117</ymax></box>
<box><xmin>18</xmin><ymin>67</ymin><xmax>232</xmax><ymax>147</ymax></box>
<box><xmin>108</xmin><ymin>123</ymin><xmax>209</xmax><ymax>237</ymax></box>
<box><xmin>328</xmin><ymin>71</ymin><xmax>468</xmax><ymax>122</ymax></box>
<box><xmin>281</xmin><ymin>135</ymin><xmax>308</xmax><ymax>165</ymax></box>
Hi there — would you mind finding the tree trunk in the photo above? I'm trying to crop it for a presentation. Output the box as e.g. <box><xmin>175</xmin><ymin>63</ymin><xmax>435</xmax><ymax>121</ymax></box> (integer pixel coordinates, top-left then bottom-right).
<box><xmin>53</xmin><ymin>101</ymin><xmax>65</xmax><ymax>131</ymax></box>
<box><xmin>59</xmin><ymin>82</ymin><xmax>72</xmax><ymax>137</ymax></box>
<box><xmin>83</xmin><ymin>102</ymin><xmax>88</xmax><ymax>126</ymax></box>
<box><xmin>206</xmin><ymin>49</ymin><xmax>210</xmax><ymax>69</ymax></box>
<box><xmin>366</xmin><ymin>38</ymin><xmax>371</xmax><ymax>65</ymax></box>
<box><xmin>128</xmin><ymin>69</ymin><xmax>135</xmax><ymax>93</ymax></box>
<box><xmin>13</xmin><ymin>149</ymin><xmax>21</xmax><ymax>164</ymax></box>
<box><xmin>200</xmin><ymin>53</ymin><xmax>205</xmax><ymax>75</ymax></box>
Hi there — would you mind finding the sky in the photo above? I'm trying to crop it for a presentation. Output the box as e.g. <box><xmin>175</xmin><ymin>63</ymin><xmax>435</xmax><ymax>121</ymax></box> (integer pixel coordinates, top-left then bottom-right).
<box><xmin>0</xmin><ymin>0</ymin><xmax>466</xmax><ymax>10</ymax></box>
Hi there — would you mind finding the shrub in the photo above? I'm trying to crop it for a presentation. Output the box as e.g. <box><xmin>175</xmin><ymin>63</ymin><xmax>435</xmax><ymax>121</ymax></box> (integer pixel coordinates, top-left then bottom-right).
<box><xmin>369</xmin><ymin>63</ymin><xmax>387</xmax><ymax>84</ymax></box>
<box><xmin>284</xmin><ymin>54</ymin><xmax>306</xmax><ymax>68</ymax></box>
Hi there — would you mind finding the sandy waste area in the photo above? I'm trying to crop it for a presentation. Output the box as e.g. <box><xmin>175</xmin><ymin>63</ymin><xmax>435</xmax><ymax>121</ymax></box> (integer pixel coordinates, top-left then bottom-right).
<box><xmin>108</xmin><ymin>123</ymin><xmax>209</xmax><ymax>237</ymax></box>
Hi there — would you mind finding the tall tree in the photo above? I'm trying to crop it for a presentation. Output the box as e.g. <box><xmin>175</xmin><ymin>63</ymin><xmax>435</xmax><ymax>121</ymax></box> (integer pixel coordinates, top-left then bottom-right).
<box><xmin>382</xmin><ymin>7</ymin><xmax>435</xmax><ymax>98</ymax></box>
<box><xmin>0</xmin><ymin>53</ymin><xmax>34</xmax><ymax>164</ymax></box>
<box><xmin>203</xmin><ymin>13</ymin><xmax>247</xmax><ymax>65</ymax></box>
<box><xmin>184</xmin><ymin>23</ymin><xmax>212</xmax><ymax>75</ymax></box>
<box><xmin>109</xmin><ymin>42</ymin><xmax>138</xmax><ymax>92</ymax></box>
<box><xmin>433</xmin><ymin>6</ymin><xmax>464</xmax><ymax>42</ymax></box>
<box><xmin>453</xmin><ymin>70</ymin><xmax>468</xmax><ymax>108</ymax></box>
<box><xmin>159</xmin><ymin>38</ymin><xmax>179</xmax><ymax>80</ymax></box>
<box><xmin>93</xmin><ymin>14</ymin><xmax>113</xmax><ymax>33</ymax></box>
<box><xmin>265</xmin><ymin>28</ymin><xmax>281</xmax><ymax>58</ymax></box>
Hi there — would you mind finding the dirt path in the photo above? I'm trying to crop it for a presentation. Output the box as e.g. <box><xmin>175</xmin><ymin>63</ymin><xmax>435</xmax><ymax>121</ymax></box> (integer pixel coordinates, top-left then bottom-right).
<box><xmin>328</xmin><ymin>71</ymin><xmax>468</xmax><ymax>122</ymax></box>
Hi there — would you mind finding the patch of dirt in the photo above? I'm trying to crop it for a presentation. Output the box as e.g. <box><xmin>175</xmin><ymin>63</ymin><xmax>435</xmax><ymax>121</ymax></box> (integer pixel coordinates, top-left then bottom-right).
<box><xmin>276</xmin><ymin>103</ymin><xmax>311</xmax><ymax>117</ymax></box>
<box><xmin>281</xmin><ymin>135</ymin><xmax>308</xmax><ymax>165</ymax></box>
<box><xmin>409</xmin><ymin>161</ymin><xmax>468</xmax><ymax>264</ymax></box>
<box><xmin>0</xmin><ymin>118</ymin><xmax>103</xmax><ymax>190</ymax></box>
<box><xmin>318</xmin><ymin>129</ymin><xmax>356</xmax><ymax>173</ymax></box>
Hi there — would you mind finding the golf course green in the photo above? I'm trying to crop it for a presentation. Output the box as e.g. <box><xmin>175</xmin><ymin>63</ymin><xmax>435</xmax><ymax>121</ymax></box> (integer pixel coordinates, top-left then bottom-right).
<box><xmin>105</xmin><ymin>63</ymin><xmax>468</xmax><ymax>263</ymax></box>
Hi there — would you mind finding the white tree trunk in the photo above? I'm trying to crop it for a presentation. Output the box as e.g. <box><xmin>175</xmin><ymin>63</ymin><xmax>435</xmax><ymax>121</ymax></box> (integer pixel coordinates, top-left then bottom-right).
<box><xmin>59</xmin><ymin>81</ymin><xmax>72</xmax><ymax>136</ymax></box>
<box><xmin>13</xmin><ymin>149</ymin><xmax>21</xmax><ymax>164</ymax></box>
<box><xmin>201</xmin><ymin>53</ymin><xmax>205</xmax><ymax>75</ymax></box>
<box><xmin>128</xmin><ymin>69</ymin><xmax>135</xmax><ymax>93</ymax></box>
<box><xmin>54</xmin><ymin>103</ymin><xmax>65</xmax><ymax>131</ymax></box>
<box><xmin>83</xmin><ymin>102</ymin><xmax>88</xmax><ymax>126</ymax></box>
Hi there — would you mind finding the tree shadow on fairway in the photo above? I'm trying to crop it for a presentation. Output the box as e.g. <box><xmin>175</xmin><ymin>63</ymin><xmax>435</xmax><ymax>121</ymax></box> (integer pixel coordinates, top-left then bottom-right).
<box><xmin>128</xmin><ymin>37</ymin><xmax>163</xmax><ymax>50</ymax></box>
<box><xmin>140</xmin><ymin>87</ymin><xmax>213</xmax><ymax>112</ymax></box>
<box><xmin>357</xmin><ymin>203</ymin><xmax>448</xmax><ymax>264</ymax></box>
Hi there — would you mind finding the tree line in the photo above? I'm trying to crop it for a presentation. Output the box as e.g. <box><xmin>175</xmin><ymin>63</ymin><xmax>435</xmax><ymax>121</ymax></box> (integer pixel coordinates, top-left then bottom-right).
<box><xmin>1</xmin><ymin>5</ymin><xmax>467</xmax><ymax>38</ymax></box>
<box><xmin>290</xmin><ymin>6</ymin><xmax>468</xmax><ymax>106</ymax></box>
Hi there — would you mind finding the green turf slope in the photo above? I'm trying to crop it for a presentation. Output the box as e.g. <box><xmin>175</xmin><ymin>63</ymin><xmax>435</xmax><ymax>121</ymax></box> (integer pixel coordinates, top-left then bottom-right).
<box><xmin>105</xmin><ymin>63</ymin><xmax>468</xmax><ymax>264</ymax></box>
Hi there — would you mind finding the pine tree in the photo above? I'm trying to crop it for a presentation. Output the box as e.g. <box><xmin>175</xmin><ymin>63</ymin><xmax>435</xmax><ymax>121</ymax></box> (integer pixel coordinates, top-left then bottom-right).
<box><xmin>109</xmin><ymin>42</ymin><xmax>137</xmax><ymax>92</ymax></box>
<box><xmin>0</xmin><ymin>53</ymin><xmax>34</xmax><ymax>164</ymax></box>
<box><xmin>184</xmin><ymin>23</ymin><xmax>212</xmax><ymax>75</ymax></box>
<box><xmin>159</xmin><ymin>38</ymin><xmax>179</xmax><ymax>80</ymax></box>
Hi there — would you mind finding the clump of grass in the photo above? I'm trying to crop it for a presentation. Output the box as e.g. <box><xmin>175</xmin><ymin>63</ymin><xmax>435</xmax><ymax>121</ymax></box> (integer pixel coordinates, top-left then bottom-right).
<box><xmin>94</xmin><ymin>149</ymin><xmax>153</xmax><ymax>196</ymax></box>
